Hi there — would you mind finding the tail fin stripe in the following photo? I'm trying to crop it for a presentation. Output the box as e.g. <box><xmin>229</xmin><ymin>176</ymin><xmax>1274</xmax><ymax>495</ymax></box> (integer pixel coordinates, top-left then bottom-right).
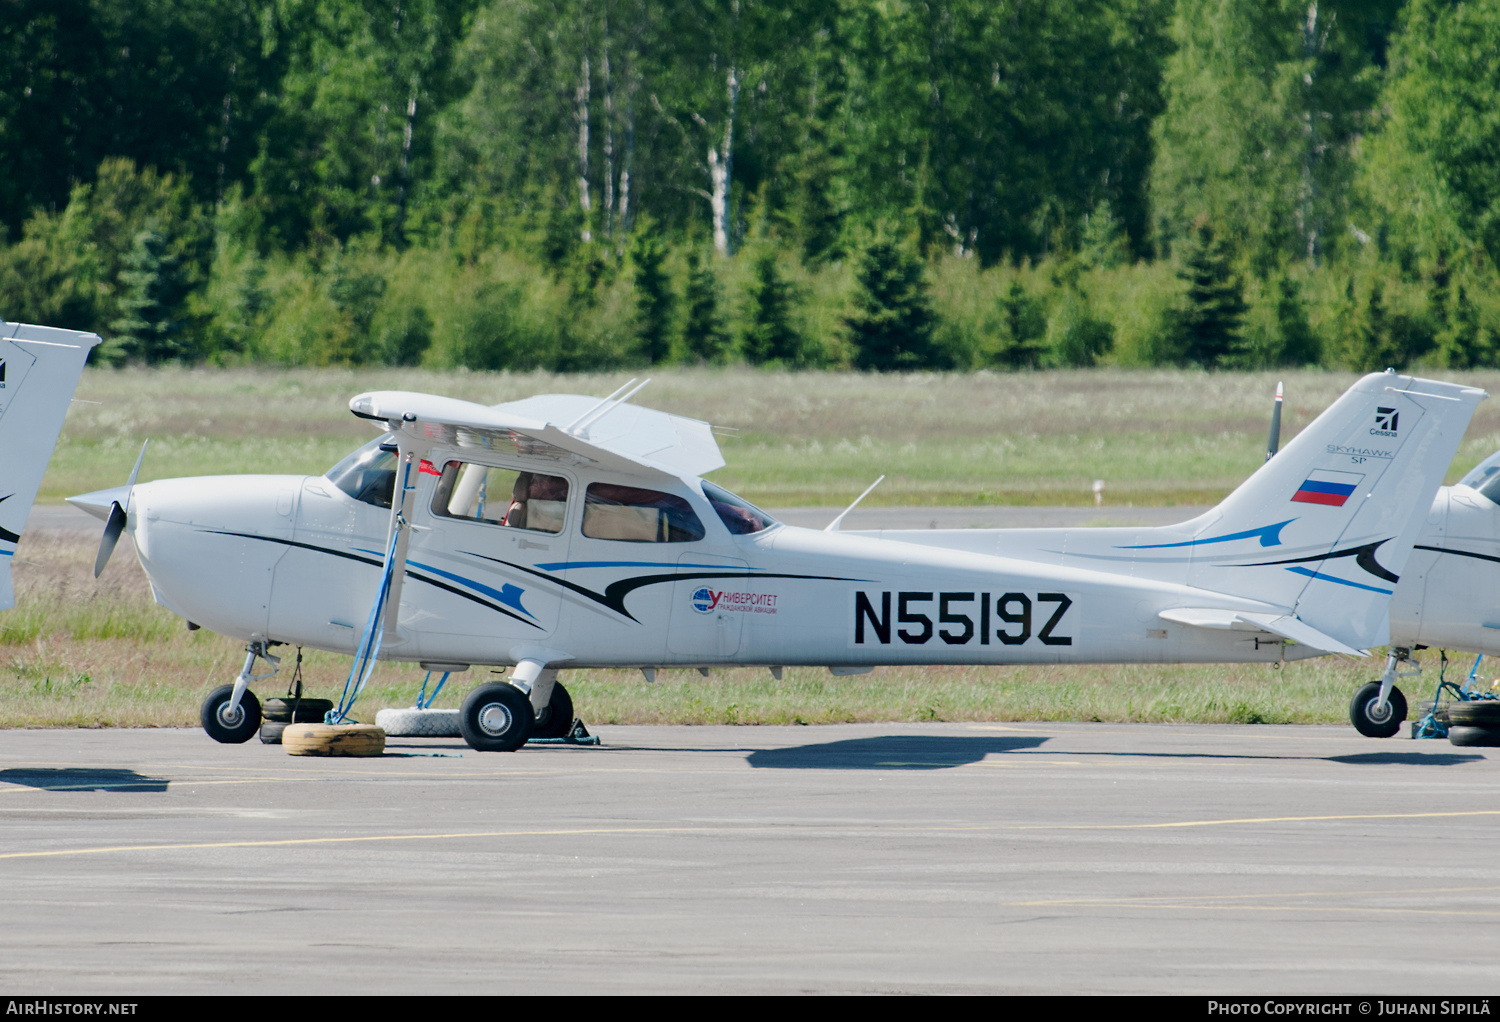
<box><xmin>1118</xmin><ymin>519</ymin><xmax>1295</xmax><ymax>550</ymax></box>
<box><xmin>1285</xmin><ymin>566</ymin><xmax>1392</xmax><ymax>595</ymax></box>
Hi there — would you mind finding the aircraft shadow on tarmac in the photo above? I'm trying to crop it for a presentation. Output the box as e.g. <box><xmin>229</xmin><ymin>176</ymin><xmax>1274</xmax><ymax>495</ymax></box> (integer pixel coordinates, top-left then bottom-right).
<box><xmin>0</xmin><ymin>767</ymin><xmax>170</xmax><ymax>792</ymax></box>
<box><xmin>1325</xmin><ymin>751</ymin><xmax>1486</xmax><ymax>766</ymax></box>
<box><xmin>746</xmin><ymin>734</ymin><xmax>1048</xmax><ymax>770</ymax></box>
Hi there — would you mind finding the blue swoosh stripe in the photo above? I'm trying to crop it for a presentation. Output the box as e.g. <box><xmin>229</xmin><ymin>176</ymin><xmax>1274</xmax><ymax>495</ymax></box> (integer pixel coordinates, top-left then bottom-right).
<box><xmin>354</xmin><ymin>548</ymin><xmax>536</xmax><ymax>619</ymax></box>
<box><xmin>1118</xmin><ymin>519</ymin><xmax>1295</xmax><ymax>550</ymax></box>
<box><xmin>534</xmin><ymin>560</ymin><xmax>763</xmax><ymax>572</ymax></box>
<box><xmin>1285</xmin><ymin>566</ymin><xmax>1392</xmax><ymax>595</ymax></box>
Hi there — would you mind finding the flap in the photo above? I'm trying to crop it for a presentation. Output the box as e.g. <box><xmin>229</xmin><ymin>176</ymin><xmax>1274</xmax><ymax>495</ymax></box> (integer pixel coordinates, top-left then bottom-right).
<box><xmin>1158</xmin><ymin>607</ymin><xmax>1367</xmax><ymax>657</ymax></box>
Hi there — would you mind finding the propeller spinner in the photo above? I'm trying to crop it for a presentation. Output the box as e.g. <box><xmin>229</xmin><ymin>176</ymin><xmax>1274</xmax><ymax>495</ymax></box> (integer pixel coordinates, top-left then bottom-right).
<box><xmin>70</xmin><ymin>440</ymin><xmax>148</xmax><ymax>578</ymax></box>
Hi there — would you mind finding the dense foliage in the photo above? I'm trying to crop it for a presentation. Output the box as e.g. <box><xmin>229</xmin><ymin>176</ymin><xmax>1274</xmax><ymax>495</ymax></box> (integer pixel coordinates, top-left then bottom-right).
<box><xmin>1</xmin><ymin>0</ymin><xmax>1498</xmax><ymax>372</ymax></box>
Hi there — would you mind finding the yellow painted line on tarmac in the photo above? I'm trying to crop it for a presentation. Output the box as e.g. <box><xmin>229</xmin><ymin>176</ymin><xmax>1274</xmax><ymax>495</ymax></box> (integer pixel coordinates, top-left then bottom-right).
<box><xmin>1004</xmin><ymin>883</ymin><xmax>1500</xmax><ymax>918</ymax></box>
<box><xmin>10</xmin><ymin>805</ymin><xmax>1500</xmax><ymax>861</ymax></box>
<box><xmin>1010</xmin><ymin>808</ymin><xmax>1500</xmax><ymax>830</ymax></box>
<box><xmin>0</xmin><ymin>824</ymin><xmax>764</xmax><ymax>860</ymax></box>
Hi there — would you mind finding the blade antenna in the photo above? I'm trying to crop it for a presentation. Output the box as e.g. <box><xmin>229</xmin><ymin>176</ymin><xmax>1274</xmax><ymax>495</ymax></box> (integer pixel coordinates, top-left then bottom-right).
<box><xmin>1265</xmin><ymin>381</ymin><xmax>1283</xmax><ymax>461</ymax></box>
<box><xmin>825</xmin><ymin>475</ymin><xmax>886</xmax><ymax>532</ymax></box>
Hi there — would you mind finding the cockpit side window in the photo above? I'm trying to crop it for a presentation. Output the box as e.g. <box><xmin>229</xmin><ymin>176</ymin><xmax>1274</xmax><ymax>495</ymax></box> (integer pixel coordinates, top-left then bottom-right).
<box><xmin>582</xmin><ymin>483</ymin><xmax>705</xmax><ymax>542</ymax></box>
<box><xmin>430</xmin><ymin>461</ymin><xmax>570</xmax><ymax>534</ymax></box>
<box><xmin>701</xmin><ymin>480</ymin><xmax>777</xmax><ymax>535</ymax></box>
<box><xmin>327</xmin><ymin>439</ymin><xmax>397</xmax><ymax>509</ymax></box>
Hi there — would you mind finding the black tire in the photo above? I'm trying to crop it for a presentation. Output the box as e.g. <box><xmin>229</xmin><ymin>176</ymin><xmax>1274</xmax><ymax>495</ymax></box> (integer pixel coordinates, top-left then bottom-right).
<box><xmin>1447</xmin><ymin>700</ymin><xmax>1500</xmax><ymax>727</ymax></box>
<box><xmin>262</xmin><ymin>697</ymin><xmax>335</xmax><ymax>723</ymax></box>
<box><xmin>459</xmin><ymin>683</ymin><xmax>534</xmax><ymax>752</ymax></box>
<box><xmin>260</xmin><ymin>720</ymin><xmax>288</xmax><ymax>745</ymax></box>
<box><xmin>532</xmin><ymin>681</ymin><xmax>574</xmax><ymax>739</ymax></box>
<box><xmin>1349</xmin><ymin>681</ymin><xmax>1406</xmax><ymax>738</ymax></box>
<box><xmin>201</xmin><ymin>684</ymin><xmax>262</xmax><ymax>744</ymax></box>
<box><xmin>1448</xmin><ymin>725</ymin><xmax>1500</xmax><ymax>748</ymax></box>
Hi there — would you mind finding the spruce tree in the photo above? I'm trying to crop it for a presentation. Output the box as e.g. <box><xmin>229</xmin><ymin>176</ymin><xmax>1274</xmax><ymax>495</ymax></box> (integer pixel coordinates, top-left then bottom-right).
<box><xmin>1174</xmin><ymin>220</ymin><xmax>1248</xmax><ymax>366</ymax></box>
<box><xmin>104</xmin><ymin>224</ymin><xmax>192</xmax><ymax>364</ymax></box>
<box><xmin>846</xmin><ymin>239</ymin><xmax>937</xmax><ymax>371</ymax></box>
<box><xmin>681</xmin><ymin>249</ymin><xmax>729</xmax><ymax>363</ymax></box>
<box><xmin>629</xmin><ymin>230</ymin><xmax>674</xmax><ymax>364</ymax></box>
<box><xmin>742</xmin><ymin>252</ymin><xmax>803</xmax><ymax>366</ymax></box>
<box><xmin>993</xmin><ymin>281</ymin><xmax>1048</xmax><ymax>369</ymax></box>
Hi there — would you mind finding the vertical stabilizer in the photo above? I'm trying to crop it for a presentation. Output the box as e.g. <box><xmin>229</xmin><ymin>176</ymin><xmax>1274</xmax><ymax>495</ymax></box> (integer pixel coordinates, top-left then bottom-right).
<box><xmin>1161</xmin><ymin>373</ymin><xmax>1486</xmax><ymax>650</ymax></box>
<box><xmin>0</xmin><ymin>323</ymin><xmax>100</xmax><ymax>609</ymax></box>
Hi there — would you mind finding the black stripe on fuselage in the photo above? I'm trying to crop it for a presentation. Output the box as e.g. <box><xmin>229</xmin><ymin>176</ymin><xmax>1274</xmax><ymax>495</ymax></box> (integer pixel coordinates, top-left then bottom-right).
<box><xmin>201</xmin><ymin>530</ymin><xmax>543</xmax><ymax>630</ymax></box>
<box><xmin>1415</xmin><ymin>543</ymin><xmax>1500</xmax><ymax>566</ymax></box>
<box><xmin>461</xmin><ymin>551</ymin><xmax>867</xmax><ymax>622</ymax></box>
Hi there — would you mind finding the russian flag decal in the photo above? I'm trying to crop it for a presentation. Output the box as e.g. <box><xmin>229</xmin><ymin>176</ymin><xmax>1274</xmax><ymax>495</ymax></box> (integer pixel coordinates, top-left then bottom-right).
<box><xmin>1292</xmin><ymin>470</ymin><xmax>1364</xmax><ymax>507</ymax></box>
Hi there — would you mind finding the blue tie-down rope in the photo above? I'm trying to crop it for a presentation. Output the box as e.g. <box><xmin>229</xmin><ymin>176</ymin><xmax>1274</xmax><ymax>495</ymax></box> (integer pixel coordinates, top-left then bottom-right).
<box><xmin>414</xmin><ymin>671</ymin><xmax>451</xmax><ymax>710</ymax></box>
<box><xmin>328</xmin><ymin>521</ymin><xmax>401</xmax><ymax>724</ymax></box>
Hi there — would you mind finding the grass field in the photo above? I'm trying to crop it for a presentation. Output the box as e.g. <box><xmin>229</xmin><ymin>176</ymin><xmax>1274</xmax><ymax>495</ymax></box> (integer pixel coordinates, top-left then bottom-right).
<box><xmin>44</xmin><ymin>365</ymin><xmax>1500</xmax><ymax>506</ymax></box>
<box><xmin>11</xmin><ymin>365</ymin><xmax>1494</xmax><ymax>731</ymax></box>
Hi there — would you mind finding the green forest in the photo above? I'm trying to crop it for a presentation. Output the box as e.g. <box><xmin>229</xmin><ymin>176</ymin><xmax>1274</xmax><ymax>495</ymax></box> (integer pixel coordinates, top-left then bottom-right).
<box><xmin>1</xmin><ymin>0</ymin><xmax>1497</xmax><ymax>373</ymax></box>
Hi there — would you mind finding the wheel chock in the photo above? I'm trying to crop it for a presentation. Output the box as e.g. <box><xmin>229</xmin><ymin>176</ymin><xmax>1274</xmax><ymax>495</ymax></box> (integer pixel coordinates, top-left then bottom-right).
<box><xmin>527</xmin><ymin>718</ymin><xmax>601</xmax><ymax>747</ymax></box>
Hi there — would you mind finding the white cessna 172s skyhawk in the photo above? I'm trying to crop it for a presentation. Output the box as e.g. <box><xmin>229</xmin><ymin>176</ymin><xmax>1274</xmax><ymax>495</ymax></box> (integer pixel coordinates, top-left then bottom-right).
<box><xmin>0</xmin><ymin>319</ymin><xmax>99</xmax><ymax>609</ymax></box>
<box><xmin>67</xmin><ymin>371</ymin><xmax>1484</xmax><ymax>751</ymax></box>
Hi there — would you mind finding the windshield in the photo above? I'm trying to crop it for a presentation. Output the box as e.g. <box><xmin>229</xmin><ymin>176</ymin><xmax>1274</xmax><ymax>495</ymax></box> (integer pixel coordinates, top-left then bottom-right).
<box><xmin>326</xmin><ymin>438</ymin><xmax>397</xmax><ymax>509</ymax></box>
<box><xmin>702</xmin><ymin>481</ymin><xmax>777</xmax><ymax>535</ymax></box>
<box><xmin>1459</xmin><ymin>450</ymin><xmax>1500</xmax><ymax>506</ymax></box>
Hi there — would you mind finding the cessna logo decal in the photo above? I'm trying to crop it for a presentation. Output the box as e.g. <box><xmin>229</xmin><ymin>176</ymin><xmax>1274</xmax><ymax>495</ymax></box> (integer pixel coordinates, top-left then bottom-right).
<box><xmin>1371</xmin><ymin>406</ymin><xmax>1399</xmax><ymax>436</ymax></box>
<box><xmin>854</xmin><ymin>590</ymin><xmax>1073</xmax><ymax>647</ymax></box>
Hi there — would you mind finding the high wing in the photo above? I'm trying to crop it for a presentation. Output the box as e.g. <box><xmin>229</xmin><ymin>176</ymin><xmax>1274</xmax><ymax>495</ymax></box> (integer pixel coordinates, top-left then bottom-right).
<box><xmin>348</xmin><ymin>390</ymin><xmax>723</xmax><ymax>480</ymax></box>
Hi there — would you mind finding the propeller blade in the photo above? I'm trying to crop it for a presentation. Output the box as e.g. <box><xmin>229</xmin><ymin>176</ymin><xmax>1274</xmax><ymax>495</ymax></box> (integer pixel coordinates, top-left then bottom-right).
<box><xmin>93</xmin><ymin>501</ymin><xmax>127</xmax><ymax>578</ymax></box>
<box><xmin>93</xmin><ymin>440</ymin><xmax>147</xmax><ymax>577</ymax></box>
<box><xmin>124</xmin><ymin>439</ymin><xmax>148</xmax><ymax>512</ymax></box>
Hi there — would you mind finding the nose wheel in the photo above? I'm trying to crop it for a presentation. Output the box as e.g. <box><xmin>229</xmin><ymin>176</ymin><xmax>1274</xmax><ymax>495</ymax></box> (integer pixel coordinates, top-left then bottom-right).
<box><xmin>201</xmin><ymin>684</ymin><xmax>263</xmax><ymax>743</ymax></box>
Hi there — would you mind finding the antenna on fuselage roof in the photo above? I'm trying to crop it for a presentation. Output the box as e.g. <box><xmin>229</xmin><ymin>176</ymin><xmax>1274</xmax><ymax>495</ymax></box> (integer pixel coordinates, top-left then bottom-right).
<box><xmin>564</xmin><ymin>377</ymin><xmax>653</xmax><ymax>436</ymax></box>
<box><xmin>825</xmin><ymin>474</ymin><xmax>886</xmax><ymax>532</ymax></box>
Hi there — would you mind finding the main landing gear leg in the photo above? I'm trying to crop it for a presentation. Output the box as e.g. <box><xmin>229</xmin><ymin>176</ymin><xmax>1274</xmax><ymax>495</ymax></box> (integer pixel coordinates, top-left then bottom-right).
<box><xmin>1350</xmin><ymin>647</ymin><xmax>1413</xmax><ymax>739</ymax></box>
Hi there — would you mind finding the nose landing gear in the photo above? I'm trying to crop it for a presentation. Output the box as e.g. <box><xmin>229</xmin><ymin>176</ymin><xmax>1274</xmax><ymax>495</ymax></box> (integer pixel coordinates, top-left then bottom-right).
<box><xmin>201</xmin><ymin>640</ymin><xmax>280</xmax><ymax>744</ymax></box>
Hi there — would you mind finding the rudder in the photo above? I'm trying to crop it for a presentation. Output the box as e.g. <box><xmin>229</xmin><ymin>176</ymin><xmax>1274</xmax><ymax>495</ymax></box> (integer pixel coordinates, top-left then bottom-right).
<box><xmin>0</xmin><ymin>321</ymin><xmax>100</xmax><ymax>608</ymax></box>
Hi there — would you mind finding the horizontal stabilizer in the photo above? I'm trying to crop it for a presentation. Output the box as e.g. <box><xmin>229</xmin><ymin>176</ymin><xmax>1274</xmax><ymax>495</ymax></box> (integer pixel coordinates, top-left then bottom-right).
<box><xmin>1158</xmin><ymin>608</ymin><xmax>1366</xmax><ymax>657</ymax></box>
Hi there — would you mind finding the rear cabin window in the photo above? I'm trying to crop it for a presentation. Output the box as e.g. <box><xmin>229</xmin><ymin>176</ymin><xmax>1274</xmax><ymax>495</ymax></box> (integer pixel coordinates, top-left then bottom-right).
<box><xmin>431</xmin><ymin>462</ymin><xmax>570</xmax><ymax>534</ymax></box>
<box><xmin>582</xmin><ymin>483</ymin><xmax>705</xmax><ymax>543</ymax></box>
<box><xmin>327</xmin><ymin>440</ymin><xmax>397</xmax><ymax>509</ymax></box>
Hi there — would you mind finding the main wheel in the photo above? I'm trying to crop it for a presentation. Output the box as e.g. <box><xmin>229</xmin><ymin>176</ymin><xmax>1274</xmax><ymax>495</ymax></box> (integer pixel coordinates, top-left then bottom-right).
<box><xmin>532</xmin><ymin>681</ymin><xmax>575</xmax><ymax>739</ymax></box>
<box><xmin>1350</xmin><ymin>681</ymin><xmax>1407</xmax><ymax>738</ymax></box>
<box><xmin>460</xmin><ymin>683</ymin><xmax>534</xmax><ymax>752</ymax></box>
<box><xmin>201</xmin><ymin>684</ymin><xmax>262</xmax><ymax>744</ymax></box>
